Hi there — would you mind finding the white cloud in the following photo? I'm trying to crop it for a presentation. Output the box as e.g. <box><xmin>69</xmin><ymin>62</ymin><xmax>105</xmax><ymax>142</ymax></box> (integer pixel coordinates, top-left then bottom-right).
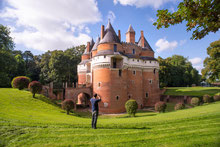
<box><xmin>155</xmin><ymin>38</ymin><xmax>178</xmax><ymax>53</ymax></box>
<box><xmin>113</xmin><ymin>0</ymin><xmax>176</xmax><ymax>9</ymax></box>
<box><xmin>107</xmin><ymin>11</ymin><xmax>116</xmax><ymax>23</ymax></box>
<box><xmin>179</xmin><ymin>39</ymin><xmax>187</xmax><ymax>46</ymax></box>
<box><xmin>0</xmin><ymin>0</ymin><xmax>101</xmax><ymax>51</ymax></box>
<box><xmin>189</xmin><ymin>57</ymin><xmax>202</xmax><ymax>65</ymax></box>
<box><xmin>148</xmin><ymin>17</ymin><xmax>155</xmax><ymax>24</ymax></box>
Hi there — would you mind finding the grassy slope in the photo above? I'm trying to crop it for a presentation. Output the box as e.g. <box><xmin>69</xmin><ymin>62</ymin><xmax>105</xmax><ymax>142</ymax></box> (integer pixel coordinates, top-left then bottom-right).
<box><xmin>0</xmin><ymin>88</ymin><xmax>220</xmax><ymax>146</ymax></box>
<box><xmin>164</xmin><ymin>87</ymin><xmax>220</xmax><ymax>96</ymax></box>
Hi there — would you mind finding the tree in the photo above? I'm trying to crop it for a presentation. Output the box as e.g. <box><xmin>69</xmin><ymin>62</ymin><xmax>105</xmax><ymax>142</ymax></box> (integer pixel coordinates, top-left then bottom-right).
<box><xmin>202</xmin><ymin>40</ymin><xmax>220</xmax><ymax>82</ymax></box>
<box><xmin>0</xmin><ymin>24</ymin><xmax>14</xmax><ymax>51</ymax></box>
<box><xmin>62</xmin><ymin>99</ymin><xmax>74</xmax><ymax>115</ymax></box>
<box><xmin>28</xmin><ymin>81</ymin><xmax>43</xmax><ymax>98</ymax></box>
<box><xmin>154</xmin><ymin>0</ymin><xmax>220</xmax><ymax>40</ymax></box>
<box><xmin>157</xmin><ymin>55</ymin><xmax>201</xmax><ymax>87</ymax></box>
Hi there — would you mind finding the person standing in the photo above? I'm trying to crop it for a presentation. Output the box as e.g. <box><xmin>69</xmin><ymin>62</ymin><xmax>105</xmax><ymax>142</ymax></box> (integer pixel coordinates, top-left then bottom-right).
<box><xmin>90</xmin><ymin>93</ymin><xmax>101</xmax><ymax>129</ymax></box>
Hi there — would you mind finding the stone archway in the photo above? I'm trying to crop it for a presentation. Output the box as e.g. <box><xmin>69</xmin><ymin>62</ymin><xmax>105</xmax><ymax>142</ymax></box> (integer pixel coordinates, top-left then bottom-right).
<box><xmin>77</xmin><ymin>92</ymin><xmax>91</xmax><ymax>108</ymax></box>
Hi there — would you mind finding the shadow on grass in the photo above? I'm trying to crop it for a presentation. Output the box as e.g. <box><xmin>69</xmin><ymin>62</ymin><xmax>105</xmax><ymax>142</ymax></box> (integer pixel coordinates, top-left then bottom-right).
<box><xmin>117</xmin><ymin>113</ymin><xmax>157</xmax><ymax>118</ymax></box>
<box><xmin>97</xmin><ymin>126</ymin><xmax>151</xmax><ymax>130</ymax></box>
<box><xmin>165</xmin><ymin>88</ymin><xmax>220</xmax><ymax>96</ymax></box>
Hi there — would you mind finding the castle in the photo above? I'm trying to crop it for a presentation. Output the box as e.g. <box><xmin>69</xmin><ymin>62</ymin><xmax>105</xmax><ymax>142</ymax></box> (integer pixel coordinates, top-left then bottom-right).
<box><xmin>77</xmin><ymin>22</ymin><xmax>160</xmax><ymax>113</ymax></box>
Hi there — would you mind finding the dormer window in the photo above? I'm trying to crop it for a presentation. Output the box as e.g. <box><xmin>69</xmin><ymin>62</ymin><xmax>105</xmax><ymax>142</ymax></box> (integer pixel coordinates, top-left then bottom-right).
<box><xmin>132</xmin><ymin>49</ymin><xmax>135</xmax><ymax>54</ymax></box>
<box><xmin>114</xmin><ymin>44</ymin><xmax>117</xmax><ymax>52</ymax></box>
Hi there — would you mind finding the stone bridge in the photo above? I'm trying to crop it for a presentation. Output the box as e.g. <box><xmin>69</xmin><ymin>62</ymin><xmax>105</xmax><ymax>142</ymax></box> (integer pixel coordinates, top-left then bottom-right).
<box><xmin>65</xmin><ymin>87</ymin><xmax>93</xmax><ymax>103</ymax></box>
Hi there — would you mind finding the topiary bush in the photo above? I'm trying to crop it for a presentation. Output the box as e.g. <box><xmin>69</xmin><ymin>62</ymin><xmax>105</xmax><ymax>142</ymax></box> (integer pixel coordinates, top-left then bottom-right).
<box><xmin>62</xmin><ymin>99</ymin><xmax>74</xmax><ymax>115</ymax></box>
<box><xmin>203</xmin><ymin>94</ymin><xmax>213</xmax><ymax>103</ymax></box>
<box><xmin>174</xmin><ymin>102</ymin><xmax>185</xmax><ymax>110</ymax></box>
<box><xmin>125</xmin><ymin>99</ymin><xmax>138</xmax><ymax>117</ymax></box>
<box><xmin>155</xmin><ymin>101</ymin><xmax>167</xmax><ymax>113</ymax></box>
<box><xmin>28</xmin><ymin>81</ymin><xmax>42</xmax><ymax>98</ymax></box>
<box><xmin>213</xmin><ymin>93</ymin><xmax>220</xmax><ymax>101</ymax></box>
<box><xmin>191</xmin><ymin>97</ymin><xmax>200</xmax><ymax>106</ymax></box>
<box><xmin>11</xmin><ymin>76</ymin><xmax>30</xmax><ymax>90</ymax></box>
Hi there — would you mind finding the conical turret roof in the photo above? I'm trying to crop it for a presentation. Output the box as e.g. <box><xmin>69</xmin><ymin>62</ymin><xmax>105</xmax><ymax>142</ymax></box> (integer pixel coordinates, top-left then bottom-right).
<box><xmin>92</xmin><ymin>37</ymin><xmax>100</xmax><ymax>51</ymax></box>
<box><xmin>138</xmin><ymin>37</ymin><xmax>153</xmax><ymax>51</ymax></box>
<box><xmin>83</xmin><ymin>38</ymin><xmax>94</xmax><ymax>54</ymax></box>
<box><xmin>99</xmin><ymin>21</ymin><xmax>120</xmax><ymax>44</ymax></box>
<box><xmin>127</xmin><ymin>24</ymin><xmax>135</xmax><ymax>33</ymax></box>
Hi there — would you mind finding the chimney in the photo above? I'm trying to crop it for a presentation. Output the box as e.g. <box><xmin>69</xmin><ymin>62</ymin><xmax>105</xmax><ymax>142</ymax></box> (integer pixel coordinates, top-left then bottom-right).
<box><xmin>141</xmin><ymin>30</ymin><xmax>144</xmax><ymax>47</ymax></box>
<box><xmin>101</xmin><ymin>25</ymin><xmax>105</xmax><ymax>40</ymax></box>
<box><xmin>118</xmin><ymin>30</ymin><xmax>121</xmax><ymax>41</ymax></box>
<box><xmin>86</xmin><ymin>42</ymin><xmax>90</xmax><ymax>52</ymax></box>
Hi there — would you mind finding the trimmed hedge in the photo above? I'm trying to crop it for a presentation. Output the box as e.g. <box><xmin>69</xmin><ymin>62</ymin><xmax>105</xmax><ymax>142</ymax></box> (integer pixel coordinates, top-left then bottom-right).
<box><xmin>62</xmin><ymin>99</ymin><xmax>74</xmax><ymax>115</ymax></box>
<box><xmin>191</xmin><ymin>97</ymin><xmax>200</xmax><ymax>106</ymax></box>
<box><xmin>125</xmin><ymin>99</ymin><xmax>138</xmax><ymax>117</ymax></box>
<box><xmin>155</xmin><ymin>101</ymin><xmax>167</xmax><ymax>113</ymax></box>
<box><xmin>28</xmin><ymin>81</ymin><xmax>42</xmax><ymax>98</ymax></box>
<box><xmin>11</xmin><ymin>76</ymin><xmax>30</xmax><ymax>90</ymax></box>
<box><xmin>213</xmin><ymin>93</ymin><xmax>220</xmax><ymax>101</ymax></box>
<box><xmin>203</xmin><ymin>94</ymin><xmax>213</xmax><ymax>103</ymax></box>
<box><xmin>174</xmin><ymin>103</ymin><xmax>185</xmax><ymax>110</ymax></box>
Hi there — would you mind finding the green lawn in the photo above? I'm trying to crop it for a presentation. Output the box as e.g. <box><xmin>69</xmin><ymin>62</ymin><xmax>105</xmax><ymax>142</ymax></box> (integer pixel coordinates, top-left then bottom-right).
<box><xmin>164</xmin><ymin>87</ymin><xmax>220</xmax><ymax>96</ymax></box>
<box><xmin>0</xmin><ymin>88</ymin><xmax>220</xmax><ymax>146</ymax></box>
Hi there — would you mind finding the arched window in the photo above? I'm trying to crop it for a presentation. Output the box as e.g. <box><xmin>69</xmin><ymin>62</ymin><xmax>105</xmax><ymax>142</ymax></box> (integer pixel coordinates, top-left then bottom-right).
<box><xmin>132</xmin><ymin>49</ymin><xmax>135</xmax><ymax>54</ymax></box>
<box><xmin>116</xmin><ymin>95</ymin><xmax>119</xmax><ymax>100</ymax></box>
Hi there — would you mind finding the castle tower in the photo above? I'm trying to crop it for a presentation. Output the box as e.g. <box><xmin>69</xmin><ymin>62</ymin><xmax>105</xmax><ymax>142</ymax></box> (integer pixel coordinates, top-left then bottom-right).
<box><xmin>77</xmin><ymin>22</ymin><xmax>160</xmax><ymax>113</ymax></box>
<box><xmin>126</xmin><ymin>25</ymin><xmax>135</xmax><ymax>43</ymax></box>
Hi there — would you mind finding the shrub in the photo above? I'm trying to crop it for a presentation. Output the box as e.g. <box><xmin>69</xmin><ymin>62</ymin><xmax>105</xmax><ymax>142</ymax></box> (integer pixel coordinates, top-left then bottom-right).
<box><xmin>62</xmin><ymin>99</ymin><xmax>74</xmax><ymax>115</ymax></box>
<box><xmin>174</xmin><ymin>103</ymin><xmax>185</xmax><ymax>110</ymax></box>
<box><xmin>11</xmin><ymin>76</ymin><xmax>30</xmax><ymax>90</ymax></box>
<box><xmin>125</xmin><ymin>99</ymin><xmax>138</xmax><ymax>117</ymax></box>
<box><xmin>213</xmin><ymin>93</ymin><xmax>220</xmax><ymax>101</ymax></box>
<box><xmin>191</xmin><ymin>97</ymin><xmax>200</xmax><ymax>106</ymax></box>
<box><xmin>28</xmin><ymin>81</ymin><xmax>42</xmax><ymax>98</ymax></box>
<box><xmin>203</xmin><ymin>94</ymin><xmax>213</xmax><ymax>103</ymax></box>
<box><xmin>155</xmin><ymin>101</ymin><xmax>167</xmax><ymax>113</ymax></box>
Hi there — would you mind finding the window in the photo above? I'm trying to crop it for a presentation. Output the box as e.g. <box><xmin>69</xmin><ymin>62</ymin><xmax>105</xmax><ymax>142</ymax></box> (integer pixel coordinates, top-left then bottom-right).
<box><xmin>137</xmin><ymin>59</ymin><xmax>139</xmax><ymax>62</ymax></box>
<box><xmin>133</xmin><ymin>70</ymin><xmax>136</xmax><ymax>75</ymax></box>
<box><xmin>128</xmin><ymin>95</ymin><xmax>131</xmax><ymax>99</ymax></box>
<box><xmin>149</xmin><ymin>79</ymin><xmax>152</xmax><ymax>84</ymax></box>
<box><xmin>145</xmin><ymin>61</ymin><xmax>146</xmax><ymax>63</ymax></box>
<box><xmin>132</xmin><ymin>49</ymin><xmax>135</xmax><ymax>54</ymax></box>
<box><xmin>154</xmin><ymin>69</ymin><xmax>156</xmax><ymax>74</ymax></box>
<box><xmin>104</xmin><ymin>55</ymin><xmax>106</xmax><ymax>58</ymax></box>
<box><xmin>114</xmin><ymin>44</ymin><xmax>117</xmax><ymax>52</ymax></box>
<box><xmin>119</xmin><ymin>69</ymin><xmax>122</xmax><ymax>77</ymax></box>
<box><xmin>123</xmin><ymin>50</ymin><xmax>125</xmax><ymax>53</ymax></box>
<box><xmin>113</xmin><ymin>58</ymin><xmax>116</xmax><ymax>68</ymax></box>
<box><xmin>98</xmin><ymin>82</ymin><xmax>101</xmax><ymax>87</ymax></box>
<box><xmin>116</xmin><ymin>96</ymin><xmax>119</xmax><ymax>100</ymax></box>
<box><xmin>145</xmin><ymin>92</ymin><xmax>148</xmax><ymax>98</ymax></box>
<box><xmin>150</xmin><ymin>61</ymin><xmax>151</xmax><ymax>63</ymax></box>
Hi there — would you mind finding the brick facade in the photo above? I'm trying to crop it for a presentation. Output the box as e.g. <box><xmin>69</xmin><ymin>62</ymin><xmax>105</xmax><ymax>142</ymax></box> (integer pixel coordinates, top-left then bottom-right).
<box><xmin>77</xmin><ymin>22</ymin><xmax>161</xmax><ymax>113</ymax></box>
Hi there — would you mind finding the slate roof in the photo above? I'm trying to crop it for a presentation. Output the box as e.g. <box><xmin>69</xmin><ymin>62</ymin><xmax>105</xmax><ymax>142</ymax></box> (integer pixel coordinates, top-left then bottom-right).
<box><xmin>127</xmin><ymin>24</ymin><xmax>135</xmax><ymax>33</ymax></box>
<box><xmin>91</xmin><ymin>37</ymin><xmax>100</xmax><ymax>51</ymax></box>
<box><xmin>99</xmin><ymin>21</ymin><xmax>120</xmax><ymax>44</ymax></box>
<box><xmin>83</xmin><ymin>38</ymin><xmax>95</xmax><ymax>54</ymax></box>
<box><xmin>137</xmin><ymin>37</ymin><xmax>153</xmax><ymax>51</ymax></box>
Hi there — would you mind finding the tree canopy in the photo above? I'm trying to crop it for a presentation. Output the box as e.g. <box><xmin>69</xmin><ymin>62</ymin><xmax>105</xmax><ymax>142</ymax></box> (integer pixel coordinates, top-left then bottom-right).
<box><xmin>202</xmin><ymin>40</ymin><xmax>220</xmax><ymax>82</ymax></box>
<box><xmin>157</xmin><ymin>55</ymin><xmax>201</xmax><ymax>87</ymax></box>
<box><xmin>154</xmin><ymin>0</ymin><xmax>220</xmax><ymax>40</ymax></box>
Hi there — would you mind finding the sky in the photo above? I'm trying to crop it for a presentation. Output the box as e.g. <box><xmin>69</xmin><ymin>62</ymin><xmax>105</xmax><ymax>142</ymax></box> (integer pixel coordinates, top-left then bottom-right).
<box><xmin>0</xmin><ymin>0</ymin><xmax>219</xmax><ymax>73</ymax></box>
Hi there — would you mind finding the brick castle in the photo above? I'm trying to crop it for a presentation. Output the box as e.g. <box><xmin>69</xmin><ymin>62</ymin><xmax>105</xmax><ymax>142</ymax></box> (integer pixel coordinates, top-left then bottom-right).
<box><xmin>77</xmin><ymin>21</ymin><xmax>160</xmax><ymax>113</ymax></box>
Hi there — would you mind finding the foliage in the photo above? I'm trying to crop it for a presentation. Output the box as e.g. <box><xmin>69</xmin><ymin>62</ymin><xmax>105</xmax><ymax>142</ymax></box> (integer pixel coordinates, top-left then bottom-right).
<box><xmin>158</xmin><ymin>55</ymin><xmax>201</xmax><ymax>87</ymax></box>
<box><xmin>0</xmin><ymin>24</ymin><xmax>14</xmax><ymax>51</ymax></box>
<box><xmin>213</xmin><ymin>93</ymin><xmax>220</xmax><ymax>101</ymax></box>
<box><xmin>11</xmin><ymin>76</ymin><xmax>30</xmax><ymax>90</ymax></box>
<box><xmin>174</xmin><ymin>103</ymin><xmax>185</xmax><ymax>110</ymax></box>
<box><xmin>39</xmin><ymin>45</ymin><xmax>85</xmax><ymax>85</ymax></box>
<box><xmin>28</xmin><ymin>81</ymin><xmax>42</xmax><ymax>98</ymax></box>
<box><xmin>154</xmin><ymin>0</ymin><xmax>220</xmax><ymax>40</ymax></box>
<box><xmin>0</xmin><ymin>89</ymin><xmax>220</xmax><ymax>146</ymax></box>
<box><xmin>155</xmin><ymin>101</ymin><xmax>167</xmax><ymax>113</ymax></box>
<box><xmin>191</xmin><ymin>97</ymin><xmax>200</xmax><ymax>106</ymax></box>
<box><xmin>164</xmin><ymin>87</ymin><xmax>220</xmax><ymax>96</ymax></box>
<box><xmin>203</xmin><ymin>94</ymin><xmax>213</xmax><ymax>103</ymax></box>
<box><xmin>202</xmin><ymin>40</ymin><xmax>220</xmax><ymax>83</ymax></box>
<box><xmin>62</xmin><ymin>99</ymin><xmax>74</xmax><ymax>115</ymax></box>
<box><xmin>125</xmin><ymin>99</ymin><xmax>138</xmax><ymax>117</ymax></box>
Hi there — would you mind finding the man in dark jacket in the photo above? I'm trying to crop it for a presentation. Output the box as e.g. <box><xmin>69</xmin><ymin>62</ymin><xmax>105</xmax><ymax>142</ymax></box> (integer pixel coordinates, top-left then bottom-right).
<box><xmin>90</xmin><ymin>93</ymin><xmax>101</xmax><ymax>129</ymax></box>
